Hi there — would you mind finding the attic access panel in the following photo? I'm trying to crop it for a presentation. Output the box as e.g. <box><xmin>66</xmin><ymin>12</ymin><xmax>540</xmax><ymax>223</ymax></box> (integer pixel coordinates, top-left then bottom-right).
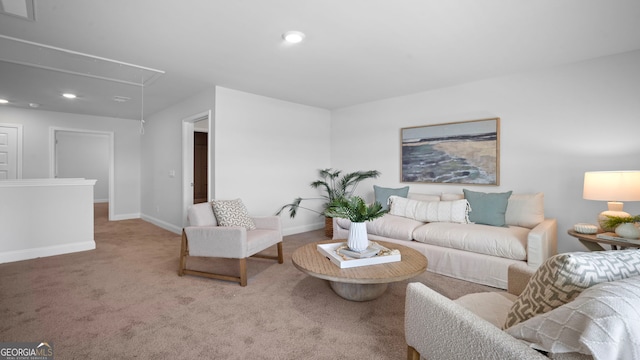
<box><xmin>0</xmin><ymin>34</ymin><xmax>164</xmax><ymax>86</ymax></box>
<box><xmin>0</xmin><ymin>0</ymin><xmax>35</xmax><ymax>21</ymax></box>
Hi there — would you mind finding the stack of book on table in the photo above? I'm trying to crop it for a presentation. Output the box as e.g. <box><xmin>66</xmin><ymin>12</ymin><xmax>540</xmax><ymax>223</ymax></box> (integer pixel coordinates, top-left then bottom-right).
<box><xmin>596</xmin><ymin>232</ymin><xmax>640</xmax><ymax>246</ymax></box>
<box><xmin>317</xmin><ymin>241</ymin><xmax>401</xmax><ymax>269</ymax></box>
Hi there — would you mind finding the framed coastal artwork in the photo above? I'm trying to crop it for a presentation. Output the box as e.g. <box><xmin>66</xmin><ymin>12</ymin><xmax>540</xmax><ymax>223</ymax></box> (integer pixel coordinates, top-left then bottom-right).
<box><xmin>401</xmin><ymin>118</ymin><xmax>500</xmax><ymax>185</ymax></box>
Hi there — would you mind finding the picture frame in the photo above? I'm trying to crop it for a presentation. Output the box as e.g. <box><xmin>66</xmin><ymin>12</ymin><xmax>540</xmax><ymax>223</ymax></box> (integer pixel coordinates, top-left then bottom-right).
<box><xmin>401</xmin><ymin>118</ymin><xmax>500</xmax><ymax>185</ymax></box>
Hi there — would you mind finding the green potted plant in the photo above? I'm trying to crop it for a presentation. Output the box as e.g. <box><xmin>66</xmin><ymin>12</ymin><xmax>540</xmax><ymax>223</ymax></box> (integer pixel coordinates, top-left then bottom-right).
<box><xmin>604</xmin><ymin>215</ymin><xmax>640</xmax><ymax>239</ymax></box>
<box><xmin>276</xmin><ymin>168</ymin><xmax>381</xmax><ymax>237</ymax></box>
<box><xmin>324</xmin><ymin>196</ymin><xmax>387</xmax><ymax>251</ymax></box>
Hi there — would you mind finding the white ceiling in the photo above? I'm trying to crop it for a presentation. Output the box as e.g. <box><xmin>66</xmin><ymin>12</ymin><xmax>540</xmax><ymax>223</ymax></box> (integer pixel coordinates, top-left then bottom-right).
<box><xmin>1</xmin><ymin>0</ymin><xmax>640</xmax><ymax>120</ymax></box>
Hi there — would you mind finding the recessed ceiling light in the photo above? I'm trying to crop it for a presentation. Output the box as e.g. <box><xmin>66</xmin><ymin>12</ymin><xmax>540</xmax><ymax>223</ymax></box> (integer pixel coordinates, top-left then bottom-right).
<box><xmin>62</xmin><ymin>93</ymin><xmax>77</xmax><ymax>99</ymax></box>
<box><xmin>0</xmin><ymin>99</ymin><xmax>8</xmax><ymax>104</ymax></box>
<box><xmin>282</xmin><ymin>31</ymin><xmax>305</xmax><ymax>44</ymax></box>
<box><xmin>29</xmin><ymin>103</ymin><xmax>40</xmax><ymax>108</ymax></box>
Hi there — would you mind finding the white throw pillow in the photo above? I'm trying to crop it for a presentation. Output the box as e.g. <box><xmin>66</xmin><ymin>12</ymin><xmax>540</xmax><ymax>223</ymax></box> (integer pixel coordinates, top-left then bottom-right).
<box><xmin>388</xmin><ymin>196</ymin><xmax>470</xmax><ymax>224</ymax></box>
<box><xmin>506</xmin><ymin>276</ymin><xmax>640</xmax><ymax>359</ymax></box>
<box><xmin>505</xmin><ymin>193</ymin><xmax>544</xmax><ymax>229</ymax></box>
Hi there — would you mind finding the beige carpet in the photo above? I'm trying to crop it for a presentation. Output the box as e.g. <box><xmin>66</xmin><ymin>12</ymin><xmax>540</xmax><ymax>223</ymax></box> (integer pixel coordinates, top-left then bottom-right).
<box><xmin>0</xmin><ymin>203</ymin><xmax>497</xmax><ymax>359</ymax></box>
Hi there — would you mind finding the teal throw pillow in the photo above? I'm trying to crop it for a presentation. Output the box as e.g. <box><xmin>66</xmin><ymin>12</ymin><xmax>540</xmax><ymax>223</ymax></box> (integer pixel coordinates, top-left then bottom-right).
<box><xmin>374</xmin><ymin>185</ymin><xmax>409</xmax><ymax>210</ymax></box>
<box><xmin>463</xmin><ymin>189</ymin><xmax>512</xmax><ymax>227</ymax></box>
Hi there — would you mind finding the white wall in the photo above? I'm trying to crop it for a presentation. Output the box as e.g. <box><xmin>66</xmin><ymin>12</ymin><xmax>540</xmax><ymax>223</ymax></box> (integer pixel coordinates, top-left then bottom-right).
<box><xmin>0</xmin><ymin>179</ymin><xmax>96</xmax><ymax>263</ymax></box>
<box><xmin>0</xmin><ymin>107</ymin><xmax>141</xmax><ymax>219</ymax></box>
<box><xmin>140</xmin><ymin>86</ymin><xmax>331</xmax><ymax>235</ymax></box>
<box><xmin>330</xmin><ymin>50</ymin><xmax>640</xmax><ymax>253</ymax></box>
<box><xmin>140</xmin><ymin>88</ymin><xmax>216</xmax><ymax>232</ymax></box>
<box><xmin>214</xmin><ymin>87</ymin><xmax>332</xmax><ymax>235</ymax></box>
<box><xmin>55</xmin><ymin>131</ymin><xmax>110</xmax><ymax>202</ymax></box>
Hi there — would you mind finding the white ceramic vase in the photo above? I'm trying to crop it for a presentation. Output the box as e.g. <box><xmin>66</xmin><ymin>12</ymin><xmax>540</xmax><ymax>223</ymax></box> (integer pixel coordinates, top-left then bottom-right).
<box><xmin>347</xmin><ymin>222</ymin><xmax>369</xmax><ymax>252</ymax></box>
<box><xmin>615</xmin><ymin>223</ymin><xmax>640</xmax><ymax>239</ymax></box>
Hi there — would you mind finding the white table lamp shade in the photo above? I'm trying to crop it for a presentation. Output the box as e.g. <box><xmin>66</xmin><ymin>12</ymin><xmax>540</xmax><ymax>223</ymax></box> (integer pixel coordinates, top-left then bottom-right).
<box><xmin>583</xmin><ymin>171</ymin><xmax>640</xmax><ymax>201</ymax></box>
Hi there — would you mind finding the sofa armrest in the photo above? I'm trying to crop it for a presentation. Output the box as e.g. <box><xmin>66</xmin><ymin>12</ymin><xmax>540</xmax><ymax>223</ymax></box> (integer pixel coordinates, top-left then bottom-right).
<box><xmin>252</xmin><ymin>216</ymin><xmax>281</xmax><ymax>232</ymax></box>
<box><xmin>526</xmin><ymin>218</ymin><xmax>557</xmax><ymax>268</ymax></box>
<box><xmin>332</xmin><ymin>217</ymin><xmax>347</xmax><ymax>240</ymax></box>
<box><xmin>184</xmin><ymin>226</ymin><xmax>248</xmax><ymax>258</ymax></box>
<box><xmin>507</xmin><ymin>262</ymin><xmax>537</xmax><ymax>296</ymax></box>
<box><xmin>405</xmin><ymin>282</ymin><xmax>546</xmax><ymax>360</ymax></box>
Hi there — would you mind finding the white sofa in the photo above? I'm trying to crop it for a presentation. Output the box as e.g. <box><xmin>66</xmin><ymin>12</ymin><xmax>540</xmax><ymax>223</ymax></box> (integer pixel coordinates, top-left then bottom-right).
<box><xmin>333</xmin><ymin>191</ymin><xmax>557</xmax><ymax>289</ymax></box>
<box><xmin>405</xmin><ymin>250</ymin><xmax>640</xmax><ymax>359</ymax></box>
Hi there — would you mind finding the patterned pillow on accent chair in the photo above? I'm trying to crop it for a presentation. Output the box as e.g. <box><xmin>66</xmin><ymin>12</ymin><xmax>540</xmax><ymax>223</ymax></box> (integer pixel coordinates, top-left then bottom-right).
<box><xmin>211</xmin><ymin>198</ymin><xmax>256</xmax><ymax>230</ymax></box>
<box><xmin>504</xmin><ymin>250</ymin><xmax>640</xmax><ymax>328</ymax></box>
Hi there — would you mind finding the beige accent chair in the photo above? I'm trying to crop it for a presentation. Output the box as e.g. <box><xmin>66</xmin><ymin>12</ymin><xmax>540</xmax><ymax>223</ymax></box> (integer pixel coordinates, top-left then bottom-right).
<box><xmin>178</xmin><ymin>202</ymin><xmax>283</xmax><ymax>286</ymax></box>
<box><xmin>405</xmin><ymin>263</ymin><xmax>591</xmax><ymax>360</ymax></box>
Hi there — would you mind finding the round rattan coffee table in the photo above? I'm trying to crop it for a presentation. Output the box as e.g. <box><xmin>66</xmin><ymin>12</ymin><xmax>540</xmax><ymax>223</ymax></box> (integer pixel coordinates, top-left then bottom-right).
<box><xmin>292</xmin><ymin>239</ymin><xmax>428</xmax><ymax>301</ymax></box>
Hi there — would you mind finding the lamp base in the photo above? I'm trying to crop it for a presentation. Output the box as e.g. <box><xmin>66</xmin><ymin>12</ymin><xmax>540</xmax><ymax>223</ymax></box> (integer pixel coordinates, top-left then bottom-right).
<box><xmin>598</xmin><ymin>206</ymin><xmax>631</xmax><ymax>232</ymax></box>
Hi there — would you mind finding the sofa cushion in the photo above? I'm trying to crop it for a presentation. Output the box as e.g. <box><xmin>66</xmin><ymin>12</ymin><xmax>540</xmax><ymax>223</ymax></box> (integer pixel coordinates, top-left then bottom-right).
<box><xmin>463</xmin><ymin>189</ymin><xmax>512</xmax><ymax>227</ymax></box>
<box><xmin>505</xmin><ymin>193</ymin><xmax>544</xmax><ymax>229</ymax></box>
<box><xmin>407</xmin><ymin>192</ymin><xmax>441</xmax><ymax>202</ymax></box>
<box><xmin>455</xmin><ymin>292</ymin><xmax>518</xmax><ymax>328</ymax></box>
<box><xmin>441</xmin><ymin>192</ymin><xmax>464</xmax><ymax>201</ymax></box>
<box><xmin>506</xmin><ymin>276</ymin><xmax>640</xmax><ymax>359</ymax></box>
<box><xmin>212</xmin><ymin>199</ymin><xmax>256</xmax><ymax>230</ymax></box>
<box><xmin>504</xmin><ymin>250</ymin><xmax>640</xmax><ymax>329</ymax></box>
<box><xmin>412</xmin><ymin>222</ymin><xmax>528</xmax><ymax>260</ymax></box>
<box><xmin>388</xmin><ymin>196</ymin><xmax>470</xmax><ymax>224</ymax></box>
<box><xmin>336</xmin><ymin>214</ymin><xmax>425</xmax><ymax>241</ymax></box>
<box><xmin>374</xmin><ymin>185</ymin><xmax>409</xmax><ymax>210</ymax></box>
<box><xmin>368</xmin><ymin>214</ymin><xmax>426</xmax><ymax>240</ymax></box>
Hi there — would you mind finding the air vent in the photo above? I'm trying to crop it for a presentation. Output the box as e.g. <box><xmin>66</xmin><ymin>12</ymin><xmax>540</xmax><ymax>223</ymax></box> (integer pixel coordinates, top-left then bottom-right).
<box><xmin>112</xmin><ymin>96</ymin><xmax>131</xmax><ymax>103</ymax></box>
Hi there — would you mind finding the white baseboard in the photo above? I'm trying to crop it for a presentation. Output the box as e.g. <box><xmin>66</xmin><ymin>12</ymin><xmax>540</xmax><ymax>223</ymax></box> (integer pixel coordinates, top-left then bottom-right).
<box><xmin>0</xmin><ymin>240</ymin><xmax>96</xmax><ymax>264</ymax></box>
<box><xmin>140</xmin><ymin>214</ymin><xmax>182</xmax><ymax>235</ymax></box>
<box><xmin>110</xmin><ymin>213</ymin><xmax>141</xmax><ymax>221</ymax></box>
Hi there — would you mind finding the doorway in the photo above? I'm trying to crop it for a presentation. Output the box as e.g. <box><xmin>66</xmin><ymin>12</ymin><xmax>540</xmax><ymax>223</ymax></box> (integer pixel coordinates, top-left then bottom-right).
<box><xmin>50</xmin><ymin>127</ymin><xmax>114</xmax><ymax>220</ymax></box>
<box><xmin>0</xmin><ymin>123</ymin><xmax>23</xmax><ymax>179</ymax></box>
<box><xmin>193</xmin><ymin>123</ymin><xmax>208</xmax><ymax>204</ymax></box>
<box><xmin>182</xmin><ymin>111</ymin><xmax>212</xmax><ymax>226</ymax></box>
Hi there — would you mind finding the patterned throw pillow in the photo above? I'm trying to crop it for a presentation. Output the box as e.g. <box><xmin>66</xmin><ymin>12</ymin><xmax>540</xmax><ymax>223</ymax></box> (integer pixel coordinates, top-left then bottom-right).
<box><xmin>211</xmin><ymin>199</ymin><xmax>256</xmax><ymax>230</ymax></box>
<box><xmin>504</xmin><ymin>250</ymin><xmax>640</xmax><ymax>329</ymax></box>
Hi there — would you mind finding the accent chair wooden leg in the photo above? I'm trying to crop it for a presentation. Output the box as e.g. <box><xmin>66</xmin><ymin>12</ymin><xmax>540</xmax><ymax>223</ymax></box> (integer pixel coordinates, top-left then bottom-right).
<box><xmin>407</xmin><ymin>345</ymin><xmax>420</xmax><ymax>360</ymax></box>
<box><xmin>277</xmin><ymin>242</ymin><xmax>284</xmax><ymax>264</ymax></box>
<box><xmin>178</xmin><ymin>229</ymin><xmax>188</xmax><ymax>276</ymax></box>
<box><xmin>239</xmin><ymin>258</ymin><xmax>247</xmax><ymax>286</ymax></box>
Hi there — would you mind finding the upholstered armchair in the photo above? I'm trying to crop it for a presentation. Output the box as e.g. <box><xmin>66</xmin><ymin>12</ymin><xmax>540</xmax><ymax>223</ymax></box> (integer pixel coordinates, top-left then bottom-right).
<box><xmin>178</xmin><ymin>200</ymin><xmax>283</xmax><ymax>286</ymax></box>
<box><xmin>406</xmin><ymin>250</ymin><xmax>640</xmax><ymax>359</ymax></box>
<box><xmin>405</xmin><ymin>263</ymin><xmax>548</xmax><ymax>360</ymax></box>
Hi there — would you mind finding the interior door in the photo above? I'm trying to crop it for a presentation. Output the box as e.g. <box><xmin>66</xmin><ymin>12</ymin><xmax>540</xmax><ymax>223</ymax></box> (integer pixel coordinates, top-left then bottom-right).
<box><xmin>0</xmin><ymin>125</ymin><xmax>18</xmax><ymax>179</ymax></box>
<box><xmin>193</xmin><ymin>131</ymin><xmax>208</xmax><ymax>204</ymax></box>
